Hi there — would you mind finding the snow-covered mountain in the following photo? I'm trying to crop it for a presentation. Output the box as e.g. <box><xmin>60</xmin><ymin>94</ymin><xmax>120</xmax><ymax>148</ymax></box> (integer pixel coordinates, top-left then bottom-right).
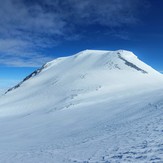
<box><xmin>0</xmin><ymin>50</ymin><xmax>163</xmax><ymax>162</ymax></box>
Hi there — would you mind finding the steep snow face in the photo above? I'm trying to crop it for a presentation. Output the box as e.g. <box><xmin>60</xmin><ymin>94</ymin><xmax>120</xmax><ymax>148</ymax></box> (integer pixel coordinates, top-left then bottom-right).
<box><xmin>0</xmin><ymin>50</ymin><xmax>162</xmax><ymax>117</ymax></box>
<box><xmin>0</xmin><ymin>50</ymin><xmax>163</xmax><ymax>163</ymax></box>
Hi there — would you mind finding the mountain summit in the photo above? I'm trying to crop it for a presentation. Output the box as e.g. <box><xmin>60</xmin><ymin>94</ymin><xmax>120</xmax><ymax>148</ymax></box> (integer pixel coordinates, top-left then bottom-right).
<box><xmin>5</xmin><ymin>49</ymin><xmax>162</xmax><ymax>94</ymax></box>
<box><xmin>1</xmin><ymin>49</ymin><xmax>162</xmax><ymax>115</ymax></box>
<box><xmin>0</xmin><ymin>50</ymin><xmax>163</xmax><ymax>162</ymax></box>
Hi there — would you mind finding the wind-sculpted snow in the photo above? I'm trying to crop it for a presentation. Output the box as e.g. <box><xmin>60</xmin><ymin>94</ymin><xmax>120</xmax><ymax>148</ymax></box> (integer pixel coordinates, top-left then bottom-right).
<box><xmin>0</xmin><ymin>50</ymin><xmax>163</xmax><ymax>162</ymax></box>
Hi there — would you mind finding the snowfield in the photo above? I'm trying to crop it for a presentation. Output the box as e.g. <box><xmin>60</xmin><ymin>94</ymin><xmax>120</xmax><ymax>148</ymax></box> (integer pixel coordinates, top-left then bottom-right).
<box><xmin>0</xmin><ymin>50</ymin><xmax>163</xmax><ymax>163</ymax></box>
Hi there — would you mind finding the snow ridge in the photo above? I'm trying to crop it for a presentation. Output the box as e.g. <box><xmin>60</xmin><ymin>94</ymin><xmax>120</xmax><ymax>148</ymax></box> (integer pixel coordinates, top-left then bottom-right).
<box><xmin>4</xmin><ymin>49</ymin><xmax>161</xmax><ymax>94</ymax></box>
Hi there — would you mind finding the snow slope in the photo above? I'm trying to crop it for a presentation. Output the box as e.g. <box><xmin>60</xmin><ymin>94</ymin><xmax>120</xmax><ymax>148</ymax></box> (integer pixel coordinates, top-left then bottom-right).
<box><xmin>0</xmin><ymin>50</ymin><xmax>163</xmax><ymax>163</ymax></box>
<box><xmin>0</xmin><ymin>89</ymin><xmax>5</xmax><ymax>95</ymax></box>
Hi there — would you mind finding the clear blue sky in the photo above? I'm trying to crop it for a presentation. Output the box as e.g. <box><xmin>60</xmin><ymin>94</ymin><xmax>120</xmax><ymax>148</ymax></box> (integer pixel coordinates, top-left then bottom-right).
<box><xmin>0</xmin><ymin>0</ymin><xmax>163</xmax><ymax>89</ymax></box>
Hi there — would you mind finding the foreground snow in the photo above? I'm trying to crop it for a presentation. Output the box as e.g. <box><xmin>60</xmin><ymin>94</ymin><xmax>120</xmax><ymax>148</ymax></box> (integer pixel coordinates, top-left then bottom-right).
<box><xmin>0</xmin><ymin>50</ymin><xmax>163</xmax><ymax>162</ymax></box>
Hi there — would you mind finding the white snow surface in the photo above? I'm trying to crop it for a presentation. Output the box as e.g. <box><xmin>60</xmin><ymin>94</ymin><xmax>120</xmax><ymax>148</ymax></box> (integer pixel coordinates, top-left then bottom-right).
<box><xmin>0</xmin><ymin>49</ymin><xmax>163</xmax><ymax>163</ymax></box>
